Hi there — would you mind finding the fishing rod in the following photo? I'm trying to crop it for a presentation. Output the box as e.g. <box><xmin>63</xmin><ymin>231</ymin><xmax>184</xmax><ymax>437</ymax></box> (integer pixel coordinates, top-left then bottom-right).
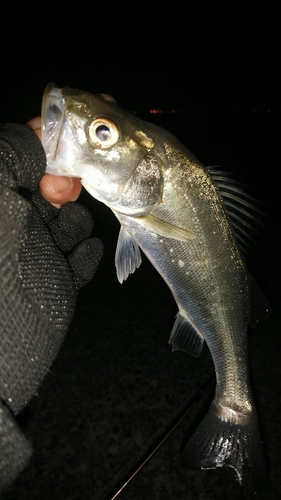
<box><xmin>94</xmin><ymin>374</ymin><xmax>215</xmax><ymax>500</ymax></box>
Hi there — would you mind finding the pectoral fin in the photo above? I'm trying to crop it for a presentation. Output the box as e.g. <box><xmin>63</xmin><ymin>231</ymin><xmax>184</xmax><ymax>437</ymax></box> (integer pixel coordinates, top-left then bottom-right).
<box><xmin>169</xmin><ymin>312</ymin><xmax>204</xmax><ymax>357</ymax></box>
<box><xmin>115</xmin><ymin>226</ymin><xmax>142</xmax><ymax>283</ymax></box>
<box><xmin>134</xmin><ymin>214</ymin><xmax>195</xmax><ymax>242</ymax></box>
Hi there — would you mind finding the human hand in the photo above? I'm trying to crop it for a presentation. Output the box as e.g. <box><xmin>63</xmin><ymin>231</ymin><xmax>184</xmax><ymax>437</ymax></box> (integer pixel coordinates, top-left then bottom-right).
<box><xmin>0</xmin><ymin>122</ymin><xmax>103</xmax><ymax>492</ymax></box>
<box><xmin>26</xmin><ymin>116</ymin><xmax>42</xmax><ymax>141</ymax></box>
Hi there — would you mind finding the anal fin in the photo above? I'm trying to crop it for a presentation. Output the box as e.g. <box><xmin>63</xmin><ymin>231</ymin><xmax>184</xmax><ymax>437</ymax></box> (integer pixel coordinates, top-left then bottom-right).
<box><xmin>169</xmin><ymin>312</ymin><xmax>204</xmax><ymax>357</ymax></box>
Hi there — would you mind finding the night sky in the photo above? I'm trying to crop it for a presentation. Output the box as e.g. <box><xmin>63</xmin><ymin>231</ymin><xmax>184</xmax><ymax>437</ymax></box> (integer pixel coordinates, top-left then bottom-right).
<box><xmin>1</xmin><ymin>40</ymin><xmax>278</xmax><ymax>121</ymax></box>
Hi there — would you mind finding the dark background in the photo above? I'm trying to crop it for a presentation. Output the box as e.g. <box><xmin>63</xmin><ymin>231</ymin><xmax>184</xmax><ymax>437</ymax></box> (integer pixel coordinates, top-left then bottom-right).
<box><xmin>1</xmin><ymin>29</ymin><xmax>280</xmax><ymax>500</ymax></box>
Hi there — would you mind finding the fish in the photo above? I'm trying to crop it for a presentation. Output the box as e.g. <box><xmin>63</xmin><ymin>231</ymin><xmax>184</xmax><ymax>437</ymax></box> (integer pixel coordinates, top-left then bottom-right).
<box><xmin>41</xmin><ymin>83</ymin><xmax>270</xmax><ymax>490</ymax></box>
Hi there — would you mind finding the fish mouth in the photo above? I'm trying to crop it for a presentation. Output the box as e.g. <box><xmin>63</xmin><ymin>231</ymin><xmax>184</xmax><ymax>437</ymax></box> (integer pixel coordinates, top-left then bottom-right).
<box><xmin>42</xmin><ymin>82</ymin><xmax>81</xmax><ymax>177</ymax></box>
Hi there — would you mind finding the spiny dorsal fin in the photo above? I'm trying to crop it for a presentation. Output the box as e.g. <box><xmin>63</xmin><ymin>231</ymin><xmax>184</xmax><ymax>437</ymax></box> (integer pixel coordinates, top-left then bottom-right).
<box><xmin>207</xmin><ymin>166</ymin><xmax>265</xmax><ymax>255</ymax></box>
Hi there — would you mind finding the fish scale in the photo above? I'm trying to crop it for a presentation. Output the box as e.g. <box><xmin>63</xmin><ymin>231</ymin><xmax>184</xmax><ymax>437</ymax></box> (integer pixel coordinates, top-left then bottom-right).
<box><xmin>42</xmin><ymin>83</ymin><xmax>269</xmax><ymax>492</ymax></box>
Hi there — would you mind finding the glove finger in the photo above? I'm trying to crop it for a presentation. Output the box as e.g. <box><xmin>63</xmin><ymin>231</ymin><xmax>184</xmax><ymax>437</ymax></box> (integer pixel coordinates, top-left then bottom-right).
<box><xmin>51</xmin><ymin>203</ymin><xmax>94</xmax><ymax>253</ymax></box>
<box><xmin>0</xmin><ymin>400</ymin><xmax>32</xmax><ymax>493</ymax></box>
<box><xmin>31</xmin><ymin>190</ymin><xmax>59</xmax><ymax>222</ymax></box>
<box><xmin>32</xmin><ymin>192</ymin><xmax>95</xmax><ymax>253</ymax></box>
<box><xmin>0</xmin><ymin>124</ymin><xmax>46</xmax><ymax>191</ymax></box>
<box><xmin>67</xmin><ymin>238</ymin><xmax>104</xmax><ymax>290</ymax></box>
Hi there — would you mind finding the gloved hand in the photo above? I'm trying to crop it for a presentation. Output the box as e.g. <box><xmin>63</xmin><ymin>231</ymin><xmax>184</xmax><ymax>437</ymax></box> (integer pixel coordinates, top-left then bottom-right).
<box><xmin>0</xmin><ymin>123</ymin><xmax>103</xmax><ymax>492</ymax></box>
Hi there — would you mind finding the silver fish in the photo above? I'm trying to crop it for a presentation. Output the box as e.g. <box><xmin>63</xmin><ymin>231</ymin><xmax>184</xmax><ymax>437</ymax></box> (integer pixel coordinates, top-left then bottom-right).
<box><xmin>42</xmin><ymin>83</ymin><xmax>269</xmax><ymax>490</ymax></box>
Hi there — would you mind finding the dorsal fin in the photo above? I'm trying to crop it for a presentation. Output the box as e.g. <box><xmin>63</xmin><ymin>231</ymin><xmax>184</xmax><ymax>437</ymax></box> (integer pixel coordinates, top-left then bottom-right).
<box><xmin>207</xmin><ymin>166</ymin><xmax>265</xmax><ymax>255</ymax></box>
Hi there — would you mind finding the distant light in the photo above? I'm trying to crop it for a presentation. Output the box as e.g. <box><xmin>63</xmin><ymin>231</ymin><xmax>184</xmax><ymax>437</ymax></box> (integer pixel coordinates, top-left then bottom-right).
<box><xmin>149</xmin><ymin>109</ymin><xmax>181</xmax><ymax>114</ymax></box>
<box><xmin>147</xmin><ymin>108</ymin><xmax>275</xmax><ymax>115</ymax></box>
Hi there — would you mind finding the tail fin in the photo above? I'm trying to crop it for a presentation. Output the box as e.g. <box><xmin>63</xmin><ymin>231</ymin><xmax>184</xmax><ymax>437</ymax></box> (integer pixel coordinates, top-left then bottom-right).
<box><xmin>181</xmin><ymin>401</ymin><xmax>267</xmax><ymax>492</ymax></box>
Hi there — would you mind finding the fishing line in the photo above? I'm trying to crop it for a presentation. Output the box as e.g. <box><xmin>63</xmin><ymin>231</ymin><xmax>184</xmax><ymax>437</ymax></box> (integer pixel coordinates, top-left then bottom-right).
<box><xmin>93</xmin><ymin>374</ymin><xmax>215</xmax><ymax>500</ymax></box>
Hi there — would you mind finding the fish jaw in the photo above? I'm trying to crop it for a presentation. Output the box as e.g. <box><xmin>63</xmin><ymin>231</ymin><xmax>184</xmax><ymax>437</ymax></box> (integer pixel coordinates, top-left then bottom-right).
<box><xmin>41</xmin><ymin>84</ymin><xmax>119</xmax><ymax>207</ymax></box>
<box><xmin>42</xmin><ymin>83</ymin><xmax>110</xmax><ymax>192</ymax></box>
<box><xmin>42</xmin><ymin>83</ymin><xmax>88</xmax><ymax>178</ymax></box>
<box><xmin>41</xmin><ymin>84</ymin><xmax>126</xmax><ymax>206</ymax></box>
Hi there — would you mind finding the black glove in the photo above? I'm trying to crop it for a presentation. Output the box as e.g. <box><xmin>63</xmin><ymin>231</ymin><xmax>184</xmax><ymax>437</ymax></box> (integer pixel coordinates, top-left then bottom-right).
<box><xmin>0</xmin><ymin>123</ymin><xmax>103</xmax><ymax>492</ymax></box>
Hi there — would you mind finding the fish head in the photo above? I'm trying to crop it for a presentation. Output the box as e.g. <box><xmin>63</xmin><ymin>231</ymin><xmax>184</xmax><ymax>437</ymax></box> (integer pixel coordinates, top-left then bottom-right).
<box><xmin>42</xmin><ymin>83</ymin><xmax>164</xmax><ymax>215</ymax></box>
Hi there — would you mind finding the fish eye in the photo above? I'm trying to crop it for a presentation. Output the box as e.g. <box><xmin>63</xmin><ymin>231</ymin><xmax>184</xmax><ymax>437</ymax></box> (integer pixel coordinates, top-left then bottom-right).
<box><xmin>88</xmin><ymin>118</ymin><xmax>119</xmax><ymax>148</ymax></box>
